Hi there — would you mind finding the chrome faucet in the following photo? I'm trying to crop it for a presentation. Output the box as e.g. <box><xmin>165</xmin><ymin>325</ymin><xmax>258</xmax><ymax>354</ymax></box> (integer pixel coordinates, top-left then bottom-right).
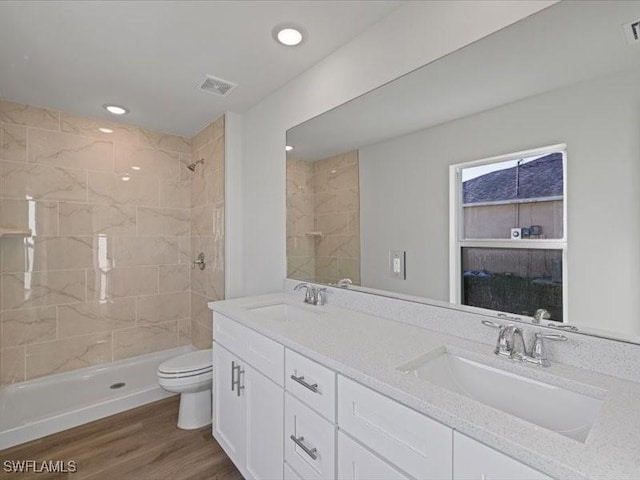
<box><xmin>482</xmin><ymin>320</ymin><xmax>567</xmax><ymax>367</ymax></box>
<box><xmin>494</xmin><ymin>324</ymin><xmax>526</xmax><ymax>359</ymax></box>
<box><xmin>293</xmin><ymin>283</ymin><xmax>327</xmax><ymax>306</ymax></box>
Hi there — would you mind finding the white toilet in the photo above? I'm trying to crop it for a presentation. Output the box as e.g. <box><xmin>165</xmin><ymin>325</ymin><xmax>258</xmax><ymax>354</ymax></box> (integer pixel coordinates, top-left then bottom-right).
<box><xmin>157</xmin><ymin>349</ymin><xmax>213</xmax><ymax>430</ymax></box>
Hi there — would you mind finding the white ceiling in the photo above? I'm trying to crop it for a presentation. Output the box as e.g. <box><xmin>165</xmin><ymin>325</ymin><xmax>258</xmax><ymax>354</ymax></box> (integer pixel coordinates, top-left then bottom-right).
<box><xmin>0</xmin><ymin>0</ymin><xmax>400</xmax><ymax>137</ymax></box>
<box><xmin>288</xmin><ymin>1</ymin><xmax>640</xmax><ymax>162</ymax></box>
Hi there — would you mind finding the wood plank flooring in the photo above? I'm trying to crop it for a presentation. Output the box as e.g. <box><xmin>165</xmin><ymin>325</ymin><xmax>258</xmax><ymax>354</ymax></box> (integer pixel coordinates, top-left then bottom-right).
<box><xmin>0</xmin><ymin>397</ymin><xmax>243</xmax><ymax>480</ymax></box>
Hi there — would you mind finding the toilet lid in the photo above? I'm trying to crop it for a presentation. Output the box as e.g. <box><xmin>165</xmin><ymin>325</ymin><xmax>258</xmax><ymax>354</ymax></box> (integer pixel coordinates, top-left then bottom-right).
<box><xmin>158</xmin><ymin>349</ymin><xmax>213</xmax><ymax>375</ymax></box>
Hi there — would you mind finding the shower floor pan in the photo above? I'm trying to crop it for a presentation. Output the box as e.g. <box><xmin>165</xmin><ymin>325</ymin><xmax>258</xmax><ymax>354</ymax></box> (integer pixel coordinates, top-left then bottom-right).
<box><xmin>0</xmin><ymin>346</ymin><xmax>193</xmax><ymax>450</ymax></box>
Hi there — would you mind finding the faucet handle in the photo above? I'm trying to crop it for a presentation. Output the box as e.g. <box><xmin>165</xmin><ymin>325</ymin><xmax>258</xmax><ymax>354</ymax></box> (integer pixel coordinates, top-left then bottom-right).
<box><xmin>530</xmin><ymin>332</ymin><xmax>567</xmax><ymax>367</ymax></box>
<box><xmin>535</xmin><ymin>332</ymin><xmax>567</xmax><ymax>341</ymax></box>
<box><xmin>315</xmin><ymin>288</ymin><xmax>327</xmax><ymax>306</ymax></box>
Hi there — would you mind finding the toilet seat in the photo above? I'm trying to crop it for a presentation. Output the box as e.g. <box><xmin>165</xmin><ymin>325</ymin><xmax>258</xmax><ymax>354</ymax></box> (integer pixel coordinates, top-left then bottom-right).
<box><xmin>158</xmin><ymin>349</ymin><xmax>212</xmax><ymax>378</ymax></box>
<box><xmin>158</xmin><ymin>370</ymin><xmax>212</xmax><ymax>389</ymax></box>
<box><xmin>157</xmin><ymin>367</ymin><xmax>212</xmax><ymax>379</ymax></box>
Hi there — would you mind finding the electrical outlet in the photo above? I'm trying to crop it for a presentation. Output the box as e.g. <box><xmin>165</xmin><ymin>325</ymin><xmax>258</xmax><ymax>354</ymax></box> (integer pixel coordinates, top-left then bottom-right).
<box><xmin>390</xmin><ymin>250</ymin><xmax>406</xmax><ymax>280</ymax></box>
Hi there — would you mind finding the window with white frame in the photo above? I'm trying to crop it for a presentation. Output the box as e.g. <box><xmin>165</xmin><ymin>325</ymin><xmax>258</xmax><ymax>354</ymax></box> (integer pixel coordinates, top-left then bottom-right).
<box><xmin>449</xmin><ymin>144</ymin><xmax>567</xmax><ymax>322</ymax></box>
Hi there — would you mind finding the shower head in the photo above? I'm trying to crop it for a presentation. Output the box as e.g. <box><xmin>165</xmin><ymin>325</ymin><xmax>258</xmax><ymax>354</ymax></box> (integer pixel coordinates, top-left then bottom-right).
<box><xmin>187</xmin><ymin>158</ymin><xmax>204</xmax><ymax>172</ymax></box>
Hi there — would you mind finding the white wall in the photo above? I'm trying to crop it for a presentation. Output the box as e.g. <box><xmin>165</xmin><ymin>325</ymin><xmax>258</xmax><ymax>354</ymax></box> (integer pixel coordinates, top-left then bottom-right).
<box><xmin>359</xmin><ymin>67</ymin><xmax>640</xmax><ymax>336</ymax></box>
<box><xmin>224</xmin><ymin>112</ymin><xmax>244</xmax><ymax>298</ymax></box>
<box><xmin>227</xmin><ymin>0</ymin><xmax>555</xmax><ymax>297</ymax></box>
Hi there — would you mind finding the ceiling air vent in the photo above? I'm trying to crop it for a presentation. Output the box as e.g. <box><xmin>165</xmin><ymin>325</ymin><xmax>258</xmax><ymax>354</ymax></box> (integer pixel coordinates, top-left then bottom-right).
<box><xmin>623</xmin><ymin>19</ymin><xmax>640</xmax><ymax>45</ymax></box>
<box><xmin>198</xmin><ymin>75</ymin><xmax>237</xmax><ymax>97</ymax></box>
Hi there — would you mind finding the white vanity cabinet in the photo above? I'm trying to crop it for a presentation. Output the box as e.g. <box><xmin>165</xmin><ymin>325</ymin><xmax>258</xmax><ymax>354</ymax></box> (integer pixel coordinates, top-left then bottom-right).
<box><xmin>453</xmin><ymin>432</ymin><xmax>553</xmax><ymax>480</ymax></box>
<box><xmin>212</xmin><ymin>311</ymin><xmax>556</xmax><ymax>480</ymax></box>
<box><xmin>213</xmin><ymin>314</ymin><xmax>285</xmax><ymax>480</ymax></box>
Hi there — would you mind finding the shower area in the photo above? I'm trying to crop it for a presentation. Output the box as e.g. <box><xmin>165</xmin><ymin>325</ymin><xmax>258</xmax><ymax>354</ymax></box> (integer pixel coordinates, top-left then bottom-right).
<box><xmin>0</xmin><ymin>100</ymin><xmax>225</xmax><ymax>448</ymax></box>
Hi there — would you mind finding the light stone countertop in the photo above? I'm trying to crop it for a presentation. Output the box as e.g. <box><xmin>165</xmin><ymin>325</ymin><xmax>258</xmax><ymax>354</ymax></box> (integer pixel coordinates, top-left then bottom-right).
<box><xmin>209</xmin><ymin>293</ymin><xmax>640</xmax><ymax>480</ymax></box>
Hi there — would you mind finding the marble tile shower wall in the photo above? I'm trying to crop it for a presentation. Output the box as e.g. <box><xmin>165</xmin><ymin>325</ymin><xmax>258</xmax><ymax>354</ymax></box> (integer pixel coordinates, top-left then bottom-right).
<box><xmin>0</xmin><ymin>100</ymin><xmax>195</xmax><ymax>386</ymax></box>
<box><xmin>313</xmin><ymin>151</ymin><xmax>360</xmax><ymax>285</ymax></box>
<box><xmin>189</xmin><ymin>116</ymin><xmax>224</xmax><ymax>350</ymax></box>
<box><xmin>287</xmin><ymin>151</ymin><xmax>360</xmax><ymax>285</ymax></box>
<box><xmin>287</xmin><ymin>158</ymin><xmax>316</xmax><ymax>281</ymax></box>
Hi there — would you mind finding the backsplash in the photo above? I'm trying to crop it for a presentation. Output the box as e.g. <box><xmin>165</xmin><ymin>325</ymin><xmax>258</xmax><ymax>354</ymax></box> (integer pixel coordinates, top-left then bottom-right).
<box><xmin>283</xmin><ymin>278</ymin><xmax>640</xmax><ymax>382</ymax></box>
<box><xmin>0</xmin><ymin>99</ymin><xmax>223</xmax><ymax>385</ymax></box>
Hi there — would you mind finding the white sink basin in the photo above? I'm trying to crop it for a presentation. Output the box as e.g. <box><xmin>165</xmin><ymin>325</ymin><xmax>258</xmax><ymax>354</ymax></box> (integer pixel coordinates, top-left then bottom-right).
<box><xmin>247</xmin><ymin>303</ymin><xmax>324</xmax><ymax>322</ymax></box>
<box><xmin>397</xmin><ymin>350</ymin><xmax>604</xmax><ymax>442</ymax></box>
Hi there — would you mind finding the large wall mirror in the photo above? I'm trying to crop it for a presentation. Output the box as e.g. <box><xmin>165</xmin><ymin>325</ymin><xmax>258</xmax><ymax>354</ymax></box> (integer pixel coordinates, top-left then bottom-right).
<box><xmin>286</xmin><ymin>1</ymin><xmax>640</xmax><ymax>343</ymax></box>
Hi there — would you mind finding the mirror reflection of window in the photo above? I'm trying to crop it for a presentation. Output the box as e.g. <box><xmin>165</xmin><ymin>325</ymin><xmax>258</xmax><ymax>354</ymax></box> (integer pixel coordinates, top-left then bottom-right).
<box><xmin>451</xmin><ymin>146</ymin><xmax>567</xmax><ymax>321</ymax></box>
<box><xmin>461</xmin><ymin>152</ymin><xmax>564</xmax><ymax>240</ymax></box>
<box><xmin>461</xmin><ymin>247</ymin><xmax>564</xmax><ymax>321</ymax></box>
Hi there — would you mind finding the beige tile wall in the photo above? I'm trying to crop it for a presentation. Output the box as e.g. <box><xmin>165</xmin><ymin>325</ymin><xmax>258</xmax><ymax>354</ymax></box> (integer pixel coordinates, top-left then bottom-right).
<box><xmin>0</xmin><ymin>99</ymin><xmax>200</xmax><ymax>386</ymax></box>
<box><xmin>190</xmin><ymin>116</ymin><xmax>225</xmax><ymax>349</ymax></box>
<box><xmin>286</xmin><ymin>150</ymin><xmax>360</xmax><ymax>286</ymax></box>
<box><xmin>286</xmin><ymin>158</ymin><xmax>316</xmax><ymax>281</ymax></box>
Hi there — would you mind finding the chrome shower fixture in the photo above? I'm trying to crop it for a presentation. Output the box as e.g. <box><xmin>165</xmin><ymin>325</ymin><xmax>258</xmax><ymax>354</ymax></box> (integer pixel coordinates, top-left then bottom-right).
<box><xmin>187</xmin><ymin>158</ymin><xmax>205</xmax><ymax>172</ymax></box>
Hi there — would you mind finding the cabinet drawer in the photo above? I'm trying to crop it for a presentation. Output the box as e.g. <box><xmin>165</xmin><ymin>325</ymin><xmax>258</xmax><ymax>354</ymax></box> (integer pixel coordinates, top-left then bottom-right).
<box><xmin>285</xmin><ymin>393</ymin><xmax>336</xmax><ymax>480</ymax></box>
<box><xmin>214</xmin><ymin>313</ymin><xmax>284</xmax><ymax>386</ymax></box>
<box><xmin>337</xmin><ymin>375</ymin><xmax>452</xmax><ymax>480</ymax></box>
<box><xmin>286</xmin><ymin>348</ymin><xmax>336</xmax><ymax>421</ymax></box>
<box><xmin>453</xmin><ymin>432</ymin><xmax>553</xmax><ymax>480</ymax></box>
<box><xmin>337</xmin><ymin>431</ymin><xmax>412</xmax><ymax>480</ymax></box>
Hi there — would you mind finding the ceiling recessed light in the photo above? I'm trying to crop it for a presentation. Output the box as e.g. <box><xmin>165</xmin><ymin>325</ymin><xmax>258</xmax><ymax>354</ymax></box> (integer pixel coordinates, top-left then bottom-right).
<box><xmin>274</xmin><ymin>26</ymin><xmax>304</xmax><ymax>47</ymax></box>
<box><xmin>131</xmin><ymin>166</ymin><xmax>141</xmax><ymax>171</ymax></box>
<box><xmin>98</xmin><ymin>127</ymin><xmax>114</xmax><ymax>134</ymax></box>
<box><xmin>285</xmin><ymin>145</ymin><xmax>294</xmax><ymax>152</ymax></box>
<box><xmin>121</xmin><ymin>174</ymin><xmax>131</xmax><ymax>182</ymax></box>
<box><xmin>103</xmin><ymin>104</ymin><xmax>129</xmax><ymax>115</ymax></box>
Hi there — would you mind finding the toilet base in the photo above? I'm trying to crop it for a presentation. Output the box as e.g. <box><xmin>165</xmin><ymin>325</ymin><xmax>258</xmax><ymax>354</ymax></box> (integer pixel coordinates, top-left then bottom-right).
<box><xmin>177</xmin><ymin>389</ymin><xmax>212</xmax><ymax>430</ymax></box>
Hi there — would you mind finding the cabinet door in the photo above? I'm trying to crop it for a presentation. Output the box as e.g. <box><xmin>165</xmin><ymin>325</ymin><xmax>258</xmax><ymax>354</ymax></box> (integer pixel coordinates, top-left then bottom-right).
<box><xmin>213</xmin><ymin>344</ymin><xmax>246</xmax><ymax>465</ymax></box>
<box><xmin>453</xmin><ymin>432</ymin><xmax>553</xmax><ymax>480</ymax></box>
<box><xmin>245</xmin><ymin>364</ymin><xmax>284</xmax><ymax>480</ymax></box>
<box><xmin>338</xmin><ymin>432</ymin><xmax>412</xmax><ymax>480</ymax></box>
<box><xmin>285</xmin><ymin>462</ymin><xmax>304</xmax><ymax>480</ymax></box>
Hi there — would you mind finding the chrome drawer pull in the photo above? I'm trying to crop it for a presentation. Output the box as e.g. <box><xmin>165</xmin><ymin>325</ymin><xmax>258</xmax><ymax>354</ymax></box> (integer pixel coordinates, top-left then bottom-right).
<box><xmin>290</xmin><ymin>374</ymin><xmax>319</xmax><ymax>393</ymax></box>
<box><xmin>290</xmin><ymin>435</ymin><xmax>318</xmax><ymax>460</ymax></box>
<box><xmin>232</xmin><ymin>361</ymin><xmax>244</xmax><ymax>395</ymax></box>
<box><xmin>236</xmin><ymin>366</ymin><xmax>245</xmax><ymax>397</ymax></box>
<box><xmin>231</xmin><ymin>361</ymin><xmax>237</xmax><ymax>392</ymax></box>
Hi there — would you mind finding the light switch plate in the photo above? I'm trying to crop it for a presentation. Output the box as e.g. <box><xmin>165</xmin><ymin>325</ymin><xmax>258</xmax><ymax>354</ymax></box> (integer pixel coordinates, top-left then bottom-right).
<box><xmin>389</xmin><ymin>250</ymin><xmax>406</xmax><ymax>280</ymax></box>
